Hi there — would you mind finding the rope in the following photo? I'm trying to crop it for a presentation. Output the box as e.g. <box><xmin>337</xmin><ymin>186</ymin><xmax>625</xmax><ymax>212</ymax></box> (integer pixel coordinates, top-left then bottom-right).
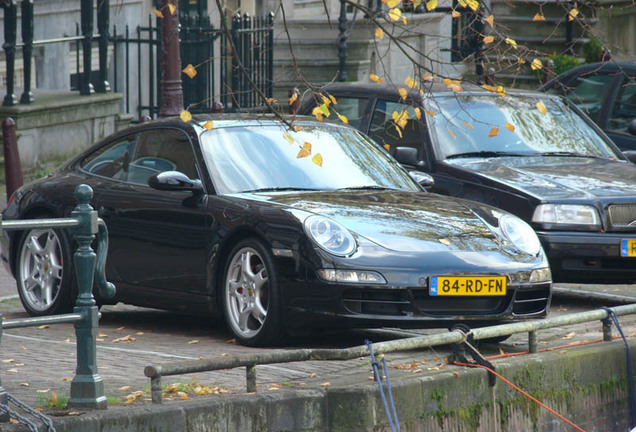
<box><xmin>365</xmin><ymin>339</ymin><xmax>400</xmax><ymax>432</ymax></box>
<box><xmin>454</xmin><ymin>361</ymin><xmax>587</xmax><ymax>432</ymax></box>
<box><xmin>602</xmin><ymin>306</ymin><xmax>636</xmax><ymax>429</ymax></box>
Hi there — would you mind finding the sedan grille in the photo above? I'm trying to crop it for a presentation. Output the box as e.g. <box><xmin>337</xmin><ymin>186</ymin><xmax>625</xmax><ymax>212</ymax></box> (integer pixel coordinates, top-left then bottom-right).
<box><xmin>608</xmin><ymin>205</ymin><xmax>636</xmax><ymax>230</ymax></box>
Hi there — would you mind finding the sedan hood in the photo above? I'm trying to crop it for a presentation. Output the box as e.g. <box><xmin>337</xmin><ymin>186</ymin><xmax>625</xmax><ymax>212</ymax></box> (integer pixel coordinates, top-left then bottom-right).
<box><xmin>446</xmin><ymin>156</ymin><xmax>636</xmax><ymax>200</ymax></box>
<box><xmin>244</xmin><ymin>190</ymin><xmax>504</xmax><ymax>253</ymax></box>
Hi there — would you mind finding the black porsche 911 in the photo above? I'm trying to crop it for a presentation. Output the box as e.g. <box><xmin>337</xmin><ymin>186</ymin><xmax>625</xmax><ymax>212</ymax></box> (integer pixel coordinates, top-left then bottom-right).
<box><xmin>1</xmin><ymin>115</ymin><xmax>551</xmax><ymax>346</ymax></box>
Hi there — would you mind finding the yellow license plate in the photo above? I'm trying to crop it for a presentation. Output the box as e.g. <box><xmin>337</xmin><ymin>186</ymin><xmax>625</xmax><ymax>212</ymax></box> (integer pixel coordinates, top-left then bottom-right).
<box><xmin>621</xmin><ymin>239</ymin><xmax>636</xmax><ymax>257</ymax></box>
<box><xmin>430</xmin><ymin>276</ymin><xmax>507</xmax><ymax>296</ymax></box>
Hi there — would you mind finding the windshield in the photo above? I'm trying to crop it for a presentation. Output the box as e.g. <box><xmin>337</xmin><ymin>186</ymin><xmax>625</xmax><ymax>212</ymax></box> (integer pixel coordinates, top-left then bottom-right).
<box><xmin>199</xmin><ymin>123</ymin><xmax>420</xmax><ymax>194</ymax></box>
<box><xmin>428</xmin><ymin>94</ymin><xmax>622</xmax><ymax>160</ymax></box>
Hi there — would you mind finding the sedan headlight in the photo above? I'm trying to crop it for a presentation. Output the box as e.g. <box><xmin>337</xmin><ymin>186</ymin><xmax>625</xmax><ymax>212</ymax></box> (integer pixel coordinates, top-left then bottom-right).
<box><xmin>501</xmin><ymin>214</ymin><xmax>542</xmax><ymax>256</ymax></box>
<box><xmin>304</xmin><ymin>215</ymin><xmax>356</xmax><ymax>256</ymax></box>
<box><xmin>532</xmin><ymin>204</ymin><xmax>600</xmax><ymax>226</ymax></box>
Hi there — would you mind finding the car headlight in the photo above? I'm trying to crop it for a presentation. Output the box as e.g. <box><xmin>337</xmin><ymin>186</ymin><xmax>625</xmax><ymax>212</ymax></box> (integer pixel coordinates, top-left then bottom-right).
<box><xmin>304</xmin><ymin>215</ymin><xmax>356</xmax><ymax>256</ymax></box>
<box><xmin>501</xmin><ymin>214</ymin><xmax>542</xmax><ymax>256</ymax></box>
<box><xmin>532</xmin><ymin>204</ymin><xmax>600</xmax><ymax>226</ymax></box>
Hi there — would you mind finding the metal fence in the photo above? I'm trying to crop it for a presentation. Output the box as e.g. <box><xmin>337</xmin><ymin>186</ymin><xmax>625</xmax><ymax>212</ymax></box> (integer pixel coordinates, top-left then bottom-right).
<box><xmin>144</xmin><ymin>302</ymin><xmax>636</xmax><ymax>403</ymax></box>
<box><xmin>111</xmin><ymin>12</ymin><xmax>274</xmax><ymax>119</ymax></box>
<box><xmin>0</xmin><ymin>185</ymin><xmax>115</xmax><ymax>424</ymax></box>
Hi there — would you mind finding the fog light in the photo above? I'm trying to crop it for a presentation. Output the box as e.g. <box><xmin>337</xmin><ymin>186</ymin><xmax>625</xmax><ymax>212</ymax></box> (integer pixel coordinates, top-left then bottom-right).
<box><xmin>318</xmin><ymin>269</ymin><xmax>386</xmax><ymax>284</ymax></box>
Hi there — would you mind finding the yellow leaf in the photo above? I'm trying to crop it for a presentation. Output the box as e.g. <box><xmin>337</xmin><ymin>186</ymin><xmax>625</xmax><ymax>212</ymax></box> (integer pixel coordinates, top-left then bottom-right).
<box><xmin>458</xmin><ymin>0</ymin><xmax>467</xmax><ymax>7</ymax></box>
<box><xmin>303</xmin><ymin>142</ymin><xmax>312</xmax><ymax>152</ymax></box>
<box><xmin>283</xmin><ymin>133</ymin><xmax>295</xmax><ymax>145</ymax></box>
<box><xmin>532</xmin><ymin>13</ymin><xmax>545</xmax><ymax>21</ymax></box>
<box><xmin>19</xmin><ymin>383</ymin><xmax>29</xmax><ymax>387</ymax></box>
<box><xmin>329</xmin><ymin>94</ymin><xmax>337</xmax><ymax>105</ymax></box>
<box><xmin>481</xmin><ymin>84</ymin><xmax>494</xmax><ymax>92</ymax></box>
<box><xmin>177</xmin><ymin>391</ymin><xmax>189</xmax><ymax>400</ymax></box>
<box><xmin>318</xmin><ymin>104</ymin><xmax>330</xmax><ymax>116</ymax></box>
<box><xmin>447</xmin><ymin>126</ymin><xmax>457</xmax><ymax>139</ymax></box>
<box><xmin>384</xmin><ymin>144</ymin><xmax>391</xmax><ymax>151</ymax></box>
<box><xmin>180</xmin><ymin>110</ymin><xmax>192</xmax><ymax>123</ymax></box>
<box><xmin>392</xmin><ymin>110</ymin><xmax>409</xmax><ymax>128</ymax></box>
<box><xmin>405</xmin><ymin>77</ymin><xmax>418</xmax><ymax>89</ymax></box>
<box><xmin>488</xmin><ymin>127</ymin><xmax>499</xmax><ymax>137</ymax></box>
<box><xmin>568</xmin><ymin>8</ymin><xmax>579</xmax><ymax>21</ymax></box>
<box><xmin>320</xmin><ymin>382</ymin><xmax>331</xmax><ymax>387</ymax></box>
<box><xmin>398</xmin><ymin>87</ymin><xmax>408</xmax><ymax>100</ymax></box>
<box><xmin>505</xmin><ymin>122</ymin><xmax>515</xmax><ymax>132</ymax></box>
<box><xmin>388</xmin><ymin>8</ymin><xmax>402</xmax><ymax>21</ymax></box>
<box><xmin>484</xmin><ymin>15</ymin><xmax>494</xmax><ymax>27</ymax></box>
<box><xmin>452</xmin><ymin>10</ymin><xmax>461</xmax><ymax>18</ymax></box>
<box><xmin>517</xmin><ymin>57</ymin><xmax>526</xmax><ymax>65</ymax></box>
<box><xmin>289</xmin><ymin>92</ymin><xmax>298</xmax><ymax>106</ymax></box>
<box><xmin>62</xmin><ymin>377</ymin><xmax>72</xmax><ymax>382</ymax></box>
<box><xmin>483</xmin><ymin>35</ymin><xmax>494</xmax><ymax>44</ymax></box>
<box><xmin>203</xmin><ymin>120</ymin><xmax>214</xmax><ymax>130</ymax></box>
<box><xmin>375</xmin><ymin>28</ymin><xmax>385</xmax><ymax>39</ymax></box>
<box><xmin>168</xmin><ymin>3</ymin><xmax>176</xmax><ymax>15</ymax></box>
<box><xmin>386</xmin><ymin>0</ymin><xmax>400</xmax><ymax>7</ymax></box>
<box><xmin>425</xmin><ymin>110</ymin><xmax>437</xmax><ymax>117</ymax></box>
<box><xmin>536</xmin><ymin>100</ymin><xmax>547</xmax><ymax>115</ymax></box>
<box><xmin>443</xmin><ymin>78</ymin><xmax>462</xmax><ymax>92</ymax></box>
<box><xmin>321</xmin><ymin>95</ymin><xmax>332</xmax><ymax>107</ymax></box>
<box><xmin>7</xmin><ymin>368</ymin><xmax>18</xmax><ymax>373</ymax></box>
<box><xmin>226</xmin><ymin>338</ymin><xmax>236</xmax><ymax>343</ymax></box>
<box><xmin>312</xmin><ymin>154</ymin><xmax>323</xmax><ymax>167</ymax></box>
<box><xmin>466</xmin><ymin>0</ymin><xmax>479</xmax><ymax>11</ymax></box>
<box><xmin>530</xmin><ymin>59</ymin><xmax>543</xmax><ymax>71</ymax></box>
<box><xmin>413</xmin><ymin>0</ymin><xmax>422</xmax><ymax>9</ymax></box>
<box><xmin>370</xmin><ymin>74</ymin><xmax>384</xmax><ymax>83</ymax></box>
<box><xmin>182</xmin><ymin>64</ymin><xmax>197</xmax><ymax>79</ymax></box>
<box><xmin>414</xmin><ymin>107</ymin><xmax>422</xmax><ymax>120</ymax></box>
<box><xmin>265</xmin><ymin>97</ymin><xmax>277</xmax><ymax>104</ymax></box>
<box><xmin>37</xmin><ymin>325</ymin><xmax>50</xmax><ymax>330</ymax></box>
<box><xmin>337</xmin><ymin>113</ymin><xmax>349</xmax><ymax>124</ymax></box>
<box><xmin>153</xmin><ymin>9</ymin><xmax>164</xmax><ymax>19</ymax></box>
<box><xmin>113</xmin><ymin>335</ymin><xmax>136</xmax><ymax>343</ymax></box>
<box><xmin>395</xmin><ymin>125</ymin><xmax>403</xmax><ymax>138</ymax></box>
<box><xmin>495</xmin><ymin>86</ymin><xmax>506</xmax><ymax>97</ymax></box>
<box><xmin>462</xmin><ymin>121</ymin><xmax>474</xmax><ymax>130</ymax></box>
<box><xmin>505</xmin><ymin>38</ymin><xmax>518</xmax><ymax>49</ymax></box>
<box><xmin>297</xmin><ymin>148</ymin><xmax>311</xmax><ymax>158</ymax></box>
<box><xmin>401</xmin><ymin>15</ymin><xmax>407</xmax><ymax>25</ymax></box>
<box><xmin>422</xmin><ymin>73</ymin><xmax>434</xmax><ymax>81</ymax></box>
<box><xmin>311</xmin><ymin>106</ymin><xmax>324</xmax><ymax>122</ymax></box>
<box><xmin>425</xmin><ymin>0</ymin><xmax>437</xmax><ymax>11</ymax></box>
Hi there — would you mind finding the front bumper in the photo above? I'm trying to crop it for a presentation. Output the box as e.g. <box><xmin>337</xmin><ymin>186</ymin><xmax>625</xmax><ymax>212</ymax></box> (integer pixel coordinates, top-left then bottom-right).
<box><xmin>538</xmin><ymin>230</ymin><xmax>636</xmax><ymax>283</ymax></box>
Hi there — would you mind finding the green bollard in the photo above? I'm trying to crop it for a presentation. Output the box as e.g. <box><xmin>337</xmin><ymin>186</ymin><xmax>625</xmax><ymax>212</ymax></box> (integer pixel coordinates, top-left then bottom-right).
<box><xmin>68</xmin><ymin>184</ymin><xmax>107</xmax><ymax>409</ymax></box>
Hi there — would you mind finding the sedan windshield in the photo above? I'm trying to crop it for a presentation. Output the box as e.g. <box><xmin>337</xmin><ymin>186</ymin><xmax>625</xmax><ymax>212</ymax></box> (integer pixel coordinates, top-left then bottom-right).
<box><xmin>199</xmin><ymin>122</ymin><xmax>420</xmax><ymax>194</ymax></box>
<box><xmin>428</xmin><ymin>94</ymin><xmax>622</xmax><ymax>161</ymax></box>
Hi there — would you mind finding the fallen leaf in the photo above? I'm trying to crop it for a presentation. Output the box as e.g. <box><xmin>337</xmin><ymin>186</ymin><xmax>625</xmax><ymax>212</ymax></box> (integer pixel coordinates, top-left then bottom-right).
<box><xmin>10</xmin><ymin>419</ymin><xmax>20</xmax><ymax>424</ymax></box>
<box><xmin>37</xmin><ymin>325</ymin><xmax>50</xmax><ymax>330</ymax></box>
<box><xmin>312</xmin><ymin>154</ymin><xmax>323</xmax><ymax>167</ymax></box>
<box><xmin>20</xmin><ymin>346</ymin><xmax>27</xmax><ymax>351</ymax></box>
<box><xmin>64</xmin><ymin>338</ymin><xmax>71</xmax><ymax>343</ymax></box>
<box><xmin>563</xmin><ymin>332</ymin><xmax>576</xmax><ymax>339</ymax></box>
<box><xmin>117</xmin><ymin>326</ymin><xmax>126</xmax><ymax>331</ymax></box>
<box><xmin>98</xmin><ymin>332</ymin><xmax>109</xmax><ymax>338</ymax></box>
<box><xmin>203</xmin><ymin>121</ymin><xmax>214</xmax><ymax>130</ymax></box>
<box><xmin>505</xmin><ymin>122</ymin><xmax>515</xmax><ymax>132</ymax></box>
<box><xmin>226</xmin><ymin>338</ymin><xmax>237</xmax><ymax>344</ymax></box>
<box><xmin>96</xmin><ymin>338</ymin><xmax>105</xmax><ymax>342</ymax></box>
<box><xmin>36</xmin><ymin>389</ymin><xmax>51</xmax><ymax>393</ymax></box>
<box><xmin>2</xmin><ymin>359</ymin><xmax>14</xmax><ymax>363</ymax></box>
<box><xmin>7</xmin><ymin>369</ymin><xmax>18</xmax><ymax>373</ymax></box>
<box><xmin>19</xmin><ymin>383</ymin><xmax>29</xmax><ymax>387</ymax></box>
<box><xmin>62</xmin><ymin>377</ymin><xmax>72</xmax><ymax>382</ymax></box>
<box><xmin>536</xmin><ymin>100</ymin><xmax>547</xmax><ymax>115</ymax></box>
<box><xmin>188</xmin><ymin>340</ymin><xmax>200</xmax><ymax>345</ymax></box>
<box><xmin>488</xmin><ymin>127</ymin><xmax>499</xmax><ymax>137</ymax></box>
<box><xmin>136</xmin><ymin>332</ymin><xmax>144</xmax><ymax>336</ymax></box>
<box><xmin>119</xmin><ymin>386</ymin><xmax>132</xmax><ymax>391</ymax></box>
<box><xmin>320</xmin><ymin>382</ymin><xmax>331</xmax><ymax>387</ymax></box>
<box><xmin>113</xmin><ymin>335</ymin><xmax>136</xmax><ymax>343</ymax></box>
<box><xmin>297</xmin><ymin>148</ymin><xmax>311</xmax><ymax>158</ymax></box>
<box><xmin>560</xmin><ymin>350</ymin><xmax>568</xmax><ymax>354</ymax></box>
<box><xmin>177</xmin><ymin>391</ymin><xmax>189</xmax><ymax>400</ymax></box>
<box><xmin>453</xmin><ymin>371</ymin><xmax>460</xmax><ymax>378</ymax></box>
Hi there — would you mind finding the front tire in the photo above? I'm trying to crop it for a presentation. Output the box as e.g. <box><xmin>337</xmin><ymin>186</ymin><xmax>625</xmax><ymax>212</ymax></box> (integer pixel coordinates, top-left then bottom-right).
<box><xmin>16</xmin><ymin>227</ymin><xmax>75</xmax><ymax>316</ymax></box>
<box><xmin>221</xmin><ymin>238</ymin><xmax>284</xmax><ymax>347</ymax></box>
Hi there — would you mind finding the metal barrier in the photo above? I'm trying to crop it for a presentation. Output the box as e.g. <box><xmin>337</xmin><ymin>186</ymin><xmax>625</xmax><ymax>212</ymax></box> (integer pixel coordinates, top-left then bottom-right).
<box><xmin>0</xmin><ymin>184</ymin><xmax>115</xmax><ymax>421</ymax></box>
<box><xmin>144</xmin><ymin>302</ymin><xmax>636</xmax><ymax>403</ymax></box>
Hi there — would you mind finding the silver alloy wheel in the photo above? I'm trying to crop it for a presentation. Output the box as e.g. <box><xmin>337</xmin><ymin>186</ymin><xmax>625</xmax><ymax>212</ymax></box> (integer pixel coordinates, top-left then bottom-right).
<box><xmin>18</xmin><ymin>228</ymin><xmax>64</xmax><ymax>312</ymax></box>
<box><xmin>224</xmin><ymin>246</ymin><xmax>270</xmax><ymax>339</ymax></box>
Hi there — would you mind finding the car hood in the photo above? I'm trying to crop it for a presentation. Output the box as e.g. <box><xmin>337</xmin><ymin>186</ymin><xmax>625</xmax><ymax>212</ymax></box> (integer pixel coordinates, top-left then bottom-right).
<box><xmin>241</xmin><ymin>190</ymin><xmax>506</xmax><ymax>253</ymax></box>
<box><xmin>446</xmin><ymin>156</ymin><xmax>636</xmax><ymax>200</ymax></box>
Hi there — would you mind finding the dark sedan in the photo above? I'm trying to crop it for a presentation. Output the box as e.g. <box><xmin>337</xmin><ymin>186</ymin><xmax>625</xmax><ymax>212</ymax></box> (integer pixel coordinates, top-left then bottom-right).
<box><xmin>1</xmin><ymin>115</ymin><xmax>551</xmax><ymax>346</ymax></box>
<box><xmin>299</xmin><ymin>83</ymin><xmax>636</xmax><ymax>283</ymax></box>
<box><xmin>538</xmin><ymin>61</ymin><xmax>636</xmax><ymax>151</ymax></box>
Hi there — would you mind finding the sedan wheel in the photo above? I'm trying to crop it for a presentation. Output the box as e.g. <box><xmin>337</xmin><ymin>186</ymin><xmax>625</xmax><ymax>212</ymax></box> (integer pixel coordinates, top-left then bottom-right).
<box><xmin>16</xmin><ymin>228</ymin><xmax>74</xmax><ymax>316</ymax></box>
<box><xmin>222</xmin><ymin>239</ymin><xmax>283</xmax><ymax>346</ymax></box>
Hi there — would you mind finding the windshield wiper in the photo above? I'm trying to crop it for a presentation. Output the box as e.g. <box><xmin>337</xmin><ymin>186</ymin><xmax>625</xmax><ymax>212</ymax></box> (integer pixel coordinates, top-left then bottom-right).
<box><xmin>337</xmin><ymin>185</ymin><xmax>396</xmax><ymax>191</ymax></box>
<box><xmin>242</xmin><ymin>187</ymin><xmax>319</xmax><ymax>193</ymax></box>
<box><xmin>446</xmin><ymin>151</ymin><xmax>528</xmax><ymax>159</ymax></box>
<box><xmin>540</xmin><ymin>151</ymin><xmax>600</xmax><ymax>158</ymax></box>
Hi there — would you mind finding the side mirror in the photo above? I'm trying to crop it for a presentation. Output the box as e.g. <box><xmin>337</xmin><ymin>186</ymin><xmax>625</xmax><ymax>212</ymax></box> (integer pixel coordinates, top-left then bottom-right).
<box><xmin>409</xmin><ymin>171</ymin><xmax>434</xmax><ymax>188</ymax></box>
<box><xmin>628</xmin><ymin>119</ymin><xmax>636</xmax><ymax>136</ymax></box>
<box><xmin>623</xmin><ymin>150</ymin><xmax>636</xmax><ymax>164</ymax></box>
<box><xmin>148</xmin><ymin>171</ymin><xmax>203</xmax><ymax>192</ymax></box>
<box><xmin>393</xmin><ymin>147</ymin><xmax>419</xmax><ymax>166</ymax></box>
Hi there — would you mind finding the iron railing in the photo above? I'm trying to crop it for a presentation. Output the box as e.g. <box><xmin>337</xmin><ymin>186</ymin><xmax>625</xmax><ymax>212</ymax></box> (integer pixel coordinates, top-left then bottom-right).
<box><xmin>144</xmin><ymin>302</ymin><xmax>636</xmax><ymax>403</ymax></box>
<box><xmin>0</xmin><ymin>184</ymin><xmax>115</xmax><ymax>421</ymax></box>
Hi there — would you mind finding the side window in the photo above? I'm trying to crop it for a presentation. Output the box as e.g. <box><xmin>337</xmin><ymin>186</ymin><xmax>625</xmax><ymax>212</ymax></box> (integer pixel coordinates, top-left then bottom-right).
<box><xmin>330</xmin><ymin>97</ymin><xmax>368</xmax><ymax>129</ymax></box>
<box><xmin>369</xmin><ymin>100</ymin><xmax>424</xmax><ymax>156</ymax></box>
<box><xmin>607</xmin><ymin>79</ymin><xmax>636</xmax><ymax>133</ymax></box>
<box><xmin>127</xmin><ymin>129</ymin><xmax>199</xmax><ymax>185</ymax></box>
<box><xmin>562</xmin><ymin>73</ymin><xmax>615</xmax><ymax>121</ymax></box>
<box><xmin>80</xmin><ymin>135</ymin><xmax>136</xmax><ymax>180</ymax></box>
